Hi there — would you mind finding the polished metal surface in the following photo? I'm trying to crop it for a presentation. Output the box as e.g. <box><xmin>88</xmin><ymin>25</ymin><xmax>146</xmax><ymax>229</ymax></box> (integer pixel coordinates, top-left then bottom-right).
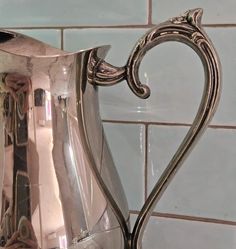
<box><xmin>0</xmin><ymin>8</ymin><xmax>221</xmax><ymax>249</ymax></box>
<box><xmin>0</xmin><ymin>33</ymin><xmax>129</xmax><ymax>249</ymax></box>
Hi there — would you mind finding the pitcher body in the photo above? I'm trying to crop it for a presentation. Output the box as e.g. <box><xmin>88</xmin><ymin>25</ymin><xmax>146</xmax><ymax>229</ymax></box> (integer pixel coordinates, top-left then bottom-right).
<box><xmin>0</xmin><ymin>30</ymin><xmax>129</xmax><ymax>248</ymax></box>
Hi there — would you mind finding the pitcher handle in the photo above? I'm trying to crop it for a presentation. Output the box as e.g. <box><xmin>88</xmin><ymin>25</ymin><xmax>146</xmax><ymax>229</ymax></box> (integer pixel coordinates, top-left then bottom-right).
<box><xmin>88</xmin><ymin>8</ymin><xmax>221</xmax><ymax>249</ymax></box>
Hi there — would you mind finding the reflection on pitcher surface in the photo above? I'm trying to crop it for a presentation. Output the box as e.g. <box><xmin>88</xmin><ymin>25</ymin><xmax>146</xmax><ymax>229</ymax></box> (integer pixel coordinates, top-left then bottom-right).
<box><xmin>0</xmin><ymin>73</ymin><xmax>65</xmax><ymax>248</ymax></box>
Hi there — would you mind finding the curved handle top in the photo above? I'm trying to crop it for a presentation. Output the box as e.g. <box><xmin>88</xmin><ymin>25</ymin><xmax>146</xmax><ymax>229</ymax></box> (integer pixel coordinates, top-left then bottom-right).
<box><xmin>88</xmin><ymin>8</ymin><xmax>221</xmax><ymax>249</ymax></box>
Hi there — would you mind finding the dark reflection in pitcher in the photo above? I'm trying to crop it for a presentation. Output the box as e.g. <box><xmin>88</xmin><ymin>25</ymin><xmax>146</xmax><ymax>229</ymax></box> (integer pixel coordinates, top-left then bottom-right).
<box><xmin>0</xmin><ymin>73</ymin><xmax>39</xmax><ymax>248</ymax></box>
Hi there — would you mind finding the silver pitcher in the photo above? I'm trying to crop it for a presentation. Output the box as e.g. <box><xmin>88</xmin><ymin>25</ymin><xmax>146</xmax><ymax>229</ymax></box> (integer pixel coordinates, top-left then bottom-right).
<box><xmin>0</xmin><ymin>9</ymin><xmax>221</xmax><ymax>249</ymax></box>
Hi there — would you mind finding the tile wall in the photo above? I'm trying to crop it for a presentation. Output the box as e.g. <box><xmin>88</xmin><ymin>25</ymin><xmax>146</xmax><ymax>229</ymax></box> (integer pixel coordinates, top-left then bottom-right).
<box><xmin>1</xmin><ymin>0</ymin><xmax>236</xmax><ymax>248</ymax></box>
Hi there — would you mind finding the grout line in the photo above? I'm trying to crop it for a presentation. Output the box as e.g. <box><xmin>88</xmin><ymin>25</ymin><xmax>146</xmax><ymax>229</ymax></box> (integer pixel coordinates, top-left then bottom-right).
<box><xmin>102</xmin><ymin>119</ymin><xmax>192</xmax><ymax>126</ymax></box>
<box><xmin>60</xmin><ymin>28</ymin><xmax>64</xmax><ymax>50</ymax></box>
<box><xmin>148</xmin><ymin>0</ymin><xmax>152</xmax><ymax>25</ymax></box>
<box><xmin>3</xmin><ymin>27</ymin><xmax>64</xmax><ymax>30</ymax></box>
<box><xmin>130</xmin><ymin>210</ymin><xmax>140</xmax><ymax>215</ymax></box>
<box><xmin>203</xmin><ymin>23</ymin><xmax>236</xmax><ymax>28</ymax></box>
<box><xmin>208</xmin><ymin>124</ymin><xmax>236</xmax><ymax>129</ymax></box>
<box><xmin>102</xmin><ymin>119</ymin><xmax>236</xmax><ymax>130</ymax></box>
<box><xmin>129</xmin><ymin>210</ymin><xmax>236</xmax><ymax>226</ymax></box>
<box><xmin>144</xmin><ymin>124</ymin><xmax>148</xmax><ymax>200</ymax></box>
<box><xmin>1</xmin><ymin>25</ymin><xmax>153</xmax><ymax>30</ymax></box>
<box><xmin>3</xmin><ymin>23</ymin><xmax>236</xmax><ymax>30</ymax></box>
<box><xmin>99</xmin><ymin>128</ymin><xmax>105</xmax><ymax>174</ymax></box>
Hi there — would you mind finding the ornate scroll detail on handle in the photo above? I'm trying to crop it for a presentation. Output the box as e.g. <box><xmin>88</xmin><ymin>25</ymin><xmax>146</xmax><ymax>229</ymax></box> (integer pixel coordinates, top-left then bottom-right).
<box><xmin>88</xmin><ymin>8</ymin><xmax>221</xmax><ymax>249</ymax></box>
<box><xmin>88</xmin><ymin>51</ymin><xmax>126</xmax><ymax>86</ymax></box>
<box><xmin>126</xmin><ymin>8</ymin><xmax>207</xmax><ymax>99</ymax></box>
